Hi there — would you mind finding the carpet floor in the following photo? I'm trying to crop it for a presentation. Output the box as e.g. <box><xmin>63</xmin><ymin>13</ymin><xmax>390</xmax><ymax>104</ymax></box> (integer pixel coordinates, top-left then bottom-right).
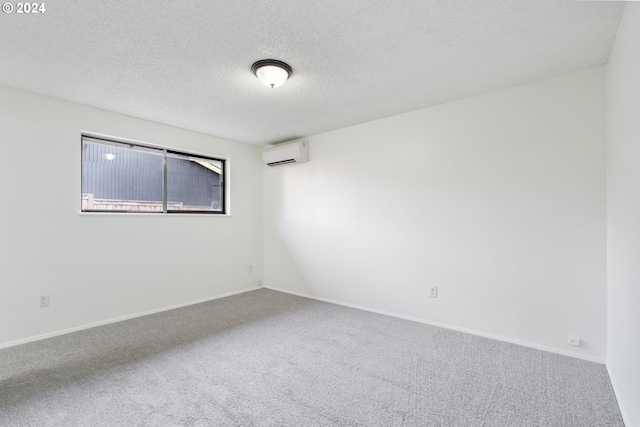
<box><xmin>0</xmin><ymin>289</ymin><xmax>624</xmax><ymax>426</ymax></box>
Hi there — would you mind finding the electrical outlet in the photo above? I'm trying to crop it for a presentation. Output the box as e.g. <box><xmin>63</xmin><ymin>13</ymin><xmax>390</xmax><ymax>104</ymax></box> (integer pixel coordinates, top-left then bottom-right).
<box><xmin>567</xmin><ymin>335</ymin><xmax>580</xmax><ymax>346</ymax></box>
<box><xmin>249</xmin><ymin>265</ymin><xmax>253</xmax><ymax>273</ymax></box>
<box><xmin>429</xmin><ymin>286</ymin><xmax>438</xmax><ymax>298</ymax></box>
<box><xmin>258</xmin><ymin>280</ymin><xmax>263</xmax><ymax>287</ymax></box>
<box><xmin>38</xmin><ymin>294</ymin><xmax>50</xmax><ymax>308</ymax></box>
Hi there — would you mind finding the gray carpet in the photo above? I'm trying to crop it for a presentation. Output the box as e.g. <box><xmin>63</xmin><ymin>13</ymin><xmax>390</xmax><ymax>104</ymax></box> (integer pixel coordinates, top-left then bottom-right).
<box><xmin>0</xmin><ymin>289</ymin><xmax>624</xmax><ymax>426</ymax></box>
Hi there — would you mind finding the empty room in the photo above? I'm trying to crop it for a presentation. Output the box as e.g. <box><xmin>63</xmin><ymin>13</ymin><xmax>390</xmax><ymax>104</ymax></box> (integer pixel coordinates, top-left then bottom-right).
<box><xmin>1</xmin><ymin>1</ymin><xmax>638</xmax><ymax>426</ymax></box>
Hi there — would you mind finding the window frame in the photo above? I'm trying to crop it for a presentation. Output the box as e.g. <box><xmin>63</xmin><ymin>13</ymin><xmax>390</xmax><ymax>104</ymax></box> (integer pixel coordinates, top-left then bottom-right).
<box><xmin>81</xmin><ymin>133</ymin><xmax>228</xmax><ymax>215</ymax></box>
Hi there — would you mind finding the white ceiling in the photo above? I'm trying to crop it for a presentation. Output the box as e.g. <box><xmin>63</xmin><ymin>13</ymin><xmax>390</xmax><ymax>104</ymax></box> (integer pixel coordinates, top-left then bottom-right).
<box><xmin>0</xmin><ymin>1</ymin><xmax>625</xmax><ymax>146</ymax></box>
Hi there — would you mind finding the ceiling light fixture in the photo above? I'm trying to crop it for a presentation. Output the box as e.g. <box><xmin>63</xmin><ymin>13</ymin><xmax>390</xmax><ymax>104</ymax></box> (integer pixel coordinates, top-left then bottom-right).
<box><xmin>251</xmin><ymin>59</ymin><xmax>292</xmax><ymax>89</ymax></box>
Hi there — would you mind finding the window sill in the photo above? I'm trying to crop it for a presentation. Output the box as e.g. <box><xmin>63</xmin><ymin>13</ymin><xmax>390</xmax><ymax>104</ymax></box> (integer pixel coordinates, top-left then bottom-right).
<box><xmin>78</xmin><ymin>212</ymin><xmax>232</xmax><ymax>217</ymax></box>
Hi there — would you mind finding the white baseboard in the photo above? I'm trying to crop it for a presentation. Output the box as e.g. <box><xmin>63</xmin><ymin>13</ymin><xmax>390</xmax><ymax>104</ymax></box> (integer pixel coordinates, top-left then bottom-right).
<box><xmin>0</xmin><ymin>286</ymin><xmax>260</xmax><ymax>350</ymax></box>
<box><xmin>606</xmin><ymin>363</ymin><xmax>634</xmax><ymax>427</ymax></box>
<box><xmin>265</xmin><ymin>286</ymin><xmax>605</xmax><ymax>364</ymax></box>
<box><xmin>2</xmin><ymin>285</ymin><xmax>606</xmax><ymax>365</ymax></box>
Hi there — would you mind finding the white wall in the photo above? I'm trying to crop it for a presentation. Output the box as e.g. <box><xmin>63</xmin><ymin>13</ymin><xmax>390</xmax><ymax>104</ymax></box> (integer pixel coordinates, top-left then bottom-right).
<box><xmin>0</xmin><ymin>86</ymin><xmax>263</xmax><ymax>346</ymax></box>
<box><xmin>606</xmin><ymin>3</ymin><xmax>640</xmax><ymax>426</ymax></box>
<box><xmin>264</xmin><ymin>67</ymin><xmax>607</xmax><ymax>361</ymax></box>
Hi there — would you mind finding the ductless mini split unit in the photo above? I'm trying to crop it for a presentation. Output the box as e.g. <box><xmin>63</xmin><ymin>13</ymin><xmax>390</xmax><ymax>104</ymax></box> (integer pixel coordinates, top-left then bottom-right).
<box><xmin>262</xmin><ymin>139</ymin><xmax>309</xmax><ymax>167</ymax></box>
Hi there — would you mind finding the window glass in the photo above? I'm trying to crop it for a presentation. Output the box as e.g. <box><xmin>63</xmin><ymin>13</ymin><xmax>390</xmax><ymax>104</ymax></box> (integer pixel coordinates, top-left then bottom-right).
<box><xmin>81</xmin><ymin>135</ymin><xmax>226</xmax><ymax>214</ymax></box>
<box><xmin>167</xmin><ymin>152</ymin><xmax>224</xmax><ymax>212</ymax></box>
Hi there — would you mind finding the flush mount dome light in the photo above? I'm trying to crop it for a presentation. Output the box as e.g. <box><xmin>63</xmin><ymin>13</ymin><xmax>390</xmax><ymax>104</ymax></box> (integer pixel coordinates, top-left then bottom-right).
<box><xmin>251</xmin><ymin>59</ymin><xmax>292</xmax><ymax>89</ymax></box>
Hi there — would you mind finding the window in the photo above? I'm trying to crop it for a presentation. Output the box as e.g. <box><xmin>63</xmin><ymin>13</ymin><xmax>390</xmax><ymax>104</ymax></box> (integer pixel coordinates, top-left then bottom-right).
<box><xmin>81</xmin><ymin>135</ymin><xmax>226</xmax><ymax>214</ymax></box>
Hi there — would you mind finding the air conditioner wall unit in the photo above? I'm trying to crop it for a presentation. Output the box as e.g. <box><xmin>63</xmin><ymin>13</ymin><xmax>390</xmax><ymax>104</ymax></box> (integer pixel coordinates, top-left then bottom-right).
<box><xmin>262</xmin><ymin>139</ymin><xmax>309</xmax><ymax>167</ymax></box>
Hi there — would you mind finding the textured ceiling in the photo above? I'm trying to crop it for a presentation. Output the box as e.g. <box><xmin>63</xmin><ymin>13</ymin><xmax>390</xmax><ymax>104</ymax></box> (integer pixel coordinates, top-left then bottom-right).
<box><xmin>0</xmin><ymin>1</ymin><xmax>625</xmax><ymax>145</ymax></box>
